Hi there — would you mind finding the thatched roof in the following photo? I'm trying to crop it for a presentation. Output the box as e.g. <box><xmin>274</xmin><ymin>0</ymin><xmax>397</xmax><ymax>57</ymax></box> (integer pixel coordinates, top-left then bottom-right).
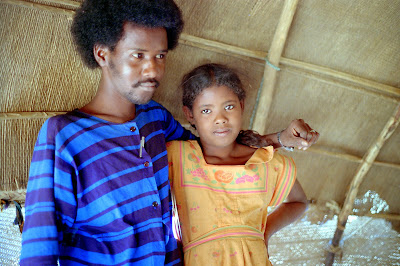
<box><xmin>1</xmin><ymin>0</ymin><xmax>399</xmax><ymax>264</ymax></box>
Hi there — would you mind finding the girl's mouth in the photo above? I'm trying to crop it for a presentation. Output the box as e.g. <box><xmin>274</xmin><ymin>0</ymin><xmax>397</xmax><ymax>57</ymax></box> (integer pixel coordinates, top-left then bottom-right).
<box><xmin>213</xmin><ymin>128</ymin><xmax>231</xmax><ymax>136</ymax></box>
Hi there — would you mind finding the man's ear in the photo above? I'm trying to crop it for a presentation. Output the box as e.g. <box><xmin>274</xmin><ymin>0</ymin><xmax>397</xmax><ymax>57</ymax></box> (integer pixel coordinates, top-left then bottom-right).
<box><xmin>93</xmin><ymin>44</ymin><xmax>109</xmax><ymax>67</ymax></box>
<box><xmin>183</xmin><ymin>106</ymin><xmax>195</xmax><ymax>125</ymax></box>
<box><xmin>240</xmin><ymin>100</ymin><xmax>245</xmax><ymax>113</ymax></box>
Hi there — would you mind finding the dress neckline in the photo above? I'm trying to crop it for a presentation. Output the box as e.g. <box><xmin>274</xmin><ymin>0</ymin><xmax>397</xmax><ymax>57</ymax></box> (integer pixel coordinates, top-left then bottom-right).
<box><xmin>186</xmin><ymin>140</ymin><xmax>274</xmax><ymax>167</ymax></box>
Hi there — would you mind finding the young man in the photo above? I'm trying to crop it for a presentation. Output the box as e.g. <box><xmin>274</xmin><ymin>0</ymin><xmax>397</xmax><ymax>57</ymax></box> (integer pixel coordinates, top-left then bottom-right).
<box><xmin>20</xmin><ymin>0</ymin><xmax>318</xmax><ymax>265</ymax></box>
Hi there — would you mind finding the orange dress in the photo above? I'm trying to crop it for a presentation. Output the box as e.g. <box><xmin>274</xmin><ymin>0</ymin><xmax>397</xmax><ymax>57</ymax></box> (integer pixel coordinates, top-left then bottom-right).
<box><xmin>167</xmin><ymin>140</ymin><xmax>297</xmax><ymax>266</ymax></box>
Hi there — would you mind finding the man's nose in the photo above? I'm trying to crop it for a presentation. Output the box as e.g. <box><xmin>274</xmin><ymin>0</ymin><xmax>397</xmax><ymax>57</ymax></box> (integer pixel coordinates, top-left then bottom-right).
<box><xmin>142</xmin><ymin>58</ymin><xmax>157</xmax><ymax>78</ymax></box>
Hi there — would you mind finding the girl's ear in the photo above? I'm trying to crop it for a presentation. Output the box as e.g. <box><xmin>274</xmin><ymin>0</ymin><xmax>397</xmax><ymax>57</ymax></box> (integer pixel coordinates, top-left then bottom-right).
<box><xmin>93</xmin><ymin>44</ymin><xmax>109</xmax><ymax>67</ymax></box>
<box><xmin>240</xmin><ymin>100</ymin><xmax>245</xmax><ymax>113</ymax></box>
<box><xmin>183</xmin><ymin>106</ymin><xmax>195</xmax><ymax>124</ymax></box>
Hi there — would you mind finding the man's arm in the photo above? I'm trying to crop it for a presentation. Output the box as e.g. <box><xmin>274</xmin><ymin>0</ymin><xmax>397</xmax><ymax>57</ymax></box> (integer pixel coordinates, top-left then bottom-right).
<box><xmin>263</xmin><ymin>119</ymin><xmax>319</xmax><ymax>150</ymax></box>
<box><xmin>162</xmin><ymin>105</ymin><xmax>196</xmax><ymax>141</ymax></box>
<box><xmin>20</xmin><ymin>120</ymin><xmax>60</xmax><ymax>265</ymax></box>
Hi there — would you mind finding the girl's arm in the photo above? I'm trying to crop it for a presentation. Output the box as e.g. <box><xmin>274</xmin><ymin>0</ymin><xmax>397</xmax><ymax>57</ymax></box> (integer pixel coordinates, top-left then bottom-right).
<box><xmin>264</xmin><ymin>180</ymin><xmax>308</xmax><ymax>245</ymax></box>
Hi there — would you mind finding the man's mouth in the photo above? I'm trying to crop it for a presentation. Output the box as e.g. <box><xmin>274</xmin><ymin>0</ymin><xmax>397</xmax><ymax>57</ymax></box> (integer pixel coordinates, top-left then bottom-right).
<box><xmin>134</xmin><ymin>79</ymin><xmax>160</xmax><ymax>90</ymax></box>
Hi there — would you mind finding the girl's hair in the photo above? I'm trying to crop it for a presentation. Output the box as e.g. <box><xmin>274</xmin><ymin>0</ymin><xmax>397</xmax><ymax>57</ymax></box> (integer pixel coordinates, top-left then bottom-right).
<box><xmin>181</xmin><ymin>63</ymin><xmax>245</xmax><ymax>110</ymax></box>
<box><xmin>181</xmin><ymin>63</ymin><xmax>270</xmax><ymax>148</ymax></box>
<box><xmin>236</xmin><ymin>130</ymin><xmax>274</xmax><ymax>148</ymax></box>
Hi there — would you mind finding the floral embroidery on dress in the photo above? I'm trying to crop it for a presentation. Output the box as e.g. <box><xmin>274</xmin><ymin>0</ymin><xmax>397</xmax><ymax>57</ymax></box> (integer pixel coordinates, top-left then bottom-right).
<box><xmin>212</xmin><ymin>250</ymin><xmax>221</xmax><ymax>258</ymax></box>
<box><xmin>191</xmin><ymin>225</ymin><xmax>199</xmax><ymax>233</ymax></box>
<box><xmin>189</xmin><ymin>142</ymin><xmax>196</xmax><ymax>150</ymax></box>
<box><xmin>190</xmin><ymin>202</ymin><xmax>200</xmax><ymax>212</ymax></box>
<box><xmin>188</xmin><ymin>152</ymin><xmax>200</xmax><ymax>163</ymax></box>
<box><xmin>223</xmin><ymin>207</ymin><xmax>233</xmax><ymax>214</ymax></box>
<box><xmin>214</xmin><ymin>170</ymin><xmax>234</xmax><ymax>183</ymax></box>
<box><xmin>191</xmin><ymin>168</ymin><xmax>210</xmax><ymax>181</ymax></box>
<box><xmin>181</xmin><ymin>141</ymin><xmax>268</xmax><ymax>192</ymax></box>
<box><xmin>247</xmin><ymin>164</ymin><xmax>259</xmax><ymax>172</ymax></box>
<box><xmin>235</xmin><ymin>174</ymin><xmax>260</xmax><ymax>184</ymax></box>
<box><xmin>230</xmin><ymin>251</ymin><xmax>238</xmax><ymax>257</ymax></box>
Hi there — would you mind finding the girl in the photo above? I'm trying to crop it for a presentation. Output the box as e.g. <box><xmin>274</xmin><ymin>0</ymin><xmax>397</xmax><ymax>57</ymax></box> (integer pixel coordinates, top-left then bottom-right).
<box><xmin>167</xmin><ymin>63</ymin><xmax>309</xmax><ymax>265</ymax></box>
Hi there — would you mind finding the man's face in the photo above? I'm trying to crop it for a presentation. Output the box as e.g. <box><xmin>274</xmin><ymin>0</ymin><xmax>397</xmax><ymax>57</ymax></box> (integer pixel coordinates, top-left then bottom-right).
<box><xmin>105</xmin><ymin>23</ymin><xmax>168</xmax><ymax>105</ymax></box>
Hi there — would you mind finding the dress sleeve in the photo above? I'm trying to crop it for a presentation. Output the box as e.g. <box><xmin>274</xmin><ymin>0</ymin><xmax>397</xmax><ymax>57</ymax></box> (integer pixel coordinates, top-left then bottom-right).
<box><xmin>268</xmin><ymin>153</ymin><xmax>297</xmax><ymax>207</ymax></box>
<box><xmin>166</xmin><ymin>141</ymin><xmax>182</xmax><ymax>242</ymax></box>
<box><xmin>20</xmin><ymin>118</ymin><xmax>77</xmax><ymax>265</ymax></box>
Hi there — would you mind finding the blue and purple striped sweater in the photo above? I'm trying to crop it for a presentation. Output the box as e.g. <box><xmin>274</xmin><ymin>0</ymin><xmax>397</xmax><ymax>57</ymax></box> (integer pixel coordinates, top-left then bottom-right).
<box><xmin>20</xmin><ymin>100</ymin><xmax>194</xmax><ymax>265</ymax></box>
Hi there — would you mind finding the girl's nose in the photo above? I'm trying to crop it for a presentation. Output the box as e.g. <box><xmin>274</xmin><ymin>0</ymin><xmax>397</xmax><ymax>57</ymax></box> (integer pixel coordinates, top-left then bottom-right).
<box><xmin>215</xmin><ymin>113</ymin><xmax>228</xmax><ymax>124</ymax></box>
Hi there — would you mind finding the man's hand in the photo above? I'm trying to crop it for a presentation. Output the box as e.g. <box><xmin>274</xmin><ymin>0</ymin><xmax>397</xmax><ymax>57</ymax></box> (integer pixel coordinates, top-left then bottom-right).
<box><xmin>280</xmin><ymin>119</ymin><xmax>319</xmax><ymax>150</ymax></box>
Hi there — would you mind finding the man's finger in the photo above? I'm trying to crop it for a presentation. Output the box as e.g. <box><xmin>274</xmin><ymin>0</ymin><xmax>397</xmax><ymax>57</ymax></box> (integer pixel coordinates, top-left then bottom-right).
<box><xmin>309</xmin><ymin>131</ymin><xmax>319</xmax><ymax>145</ymax></box>
<box><xmin>293</xmin><ymin>138</ymin><xmax>309</xmax><ymax>148</ymax></box>
<box><xmin>296</xmin><ymin>122</ymin><xmax>311</xmax><ymax>140</ymax></box>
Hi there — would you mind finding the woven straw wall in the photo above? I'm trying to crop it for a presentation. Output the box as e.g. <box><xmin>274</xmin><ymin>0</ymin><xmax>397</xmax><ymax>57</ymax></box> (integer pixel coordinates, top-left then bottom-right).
<box><xmin>1</xmin><ymin>0</ymin><xmax>400</xmax><ymax>228</ymax></box>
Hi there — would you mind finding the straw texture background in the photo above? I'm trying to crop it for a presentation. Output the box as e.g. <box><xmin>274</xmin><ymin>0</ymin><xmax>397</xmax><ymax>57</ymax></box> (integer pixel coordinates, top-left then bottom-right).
<box><xmin>1</xmin><ymin>0</ymin><xmax>400</xmax><ymax>233</ymax></box>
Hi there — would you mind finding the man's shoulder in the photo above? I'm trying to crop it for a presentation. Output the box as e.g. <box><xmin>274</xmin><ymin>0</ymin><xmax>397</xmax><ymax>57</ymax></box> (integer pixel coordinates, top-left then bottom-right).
<box><xmin>138</xmin><ymin>100</ymin><xmax>165</xmax><ymax>110</ymax></box>
<box><xmin>35</xmin><ymin>110</ymin><xmax>85</xmax><ymax>144</ymax></box>
<box><xmin>42</xmin><ymin>110</ymin><xmax>100</xmax><ymax>137</ymax></box>
<box><xmin>136</xmin><ymin>100</ymin><xmax>171</xmax><ymax>122</ymax></box>
<box><xmin>45</xmin><ymin>110</ymin><xmax>83</xmax><ymax>126</ymax></box>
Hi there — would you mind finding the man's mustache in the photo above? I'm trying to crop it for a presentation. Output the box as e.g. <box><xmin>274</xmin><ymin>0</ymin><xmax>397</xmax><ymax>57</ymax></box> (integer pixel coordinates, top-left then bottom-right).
<box><xmin>133</xmin><ymin>79</ymin><xmax>160</xmax><ymax>88</ymax></box>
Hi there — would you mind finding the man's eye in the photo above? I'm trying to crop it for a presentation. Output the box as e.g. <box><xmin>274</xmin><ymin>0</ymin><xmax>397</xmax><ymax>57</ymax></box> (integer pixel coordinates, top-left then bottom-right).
<box><xmin>225</xmin><ymin>105</ymin><xmax>234</xmax><ymax>110</ymax></box>
<box><xmin>132</xmin><ymin>53</ymin><xmax>144</xmax><ymax>59</ymax></box>
<box><xmin>201</xmin><ymin>109</ymin><xmax>211</xmax><ymax>114</ymax></box>
<box><xmin>156</xmin><ymin>54</ymin><xmax>166</xmax><ymax>59</ymax></box>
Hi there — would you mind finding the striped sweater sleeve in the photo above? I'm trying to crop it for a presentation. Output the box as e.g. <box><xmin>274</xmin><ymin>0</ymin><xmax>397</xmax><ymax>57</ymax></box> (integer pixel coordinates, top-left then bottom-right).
<box><xmin>162</xmin><ymin>105</ymin><xmax>195</xmax><ymax>141</ymax></box>
<box><xmin>20</xmin><ymin>118</ymin><xmax>77</xmax><ymax>265</ymax></box>
<box><xmin>268</xmin><ymin>153</ymin><xmax>297</xmax><ymax>207</ymax></box>
<box><xmin>20</xmin><ymin>119</ymin><xmax>60</xmax><ymax>265</ymax></box>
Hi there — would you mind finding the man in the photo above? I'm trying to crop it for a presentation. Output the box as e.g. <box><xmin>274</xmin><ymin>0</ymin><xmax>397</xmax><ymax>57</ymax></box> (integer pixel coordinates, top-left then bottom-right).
<box><xmin>20</xmin><ymin>0</ymin><xmax>318</xmax><ymax>265</ymax></box>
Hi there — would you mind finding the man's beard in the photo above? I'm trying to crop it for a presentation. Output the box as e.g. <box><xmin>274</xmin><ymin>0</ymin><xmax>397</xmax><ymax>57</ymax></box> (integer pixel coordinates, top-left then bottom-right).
<box><xmin>124</xmin><ymin>88</ymin><xmax>153</xmax><ymax>105</ymax></box>
<box><xmin>127</xmin><ymin>79</ymin><xmax>160</xmax><ymax>105</ymax></box>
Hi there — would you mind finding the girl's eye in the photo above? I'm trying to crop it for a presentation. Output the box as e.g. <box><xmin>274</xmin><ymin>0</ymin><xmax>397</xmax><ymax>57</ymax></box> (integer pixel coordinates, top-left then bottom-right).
<box><xmin>132</xmin><ymin>53</ymin><xmax>144</xmax><ymax>59</ymax></box>
<box><xmin>225</xmin><ymin>105</ymin><xmax>234</xmax><ymax>110</ymax></box>
<box><xmin>201</xmin><ymin>109</ymin><xmax>211</xmax><ymax>114</ymax></box>
<box><xmin>156</xmin><ymin>54</ymin><xmax>166</xmax><ymax>59</ymax></box>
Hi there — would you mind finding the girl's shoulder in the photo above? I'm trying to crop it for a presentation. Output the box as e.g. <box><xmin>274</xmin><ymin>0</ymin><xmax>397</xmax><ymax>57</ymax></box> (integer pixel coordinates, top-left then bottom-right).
<box><xmin>167</xmin><ymin>139</ymin><xmax>200</xmax><ymax>152</ymax></box>
<box><xmin>244</xmin><ymin>145</ymin><xmax>275</xmax><ymax>165</ymax></box>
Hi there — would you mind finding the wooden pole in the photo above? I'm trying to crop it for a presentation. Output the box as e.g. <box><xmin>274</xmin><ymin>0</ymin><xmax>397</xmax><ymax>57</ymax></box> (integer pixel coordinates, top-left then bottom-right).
<box><xmin>283</xmin><ymin>58</ymin><xmax>400</xmax><ymax>98</ymax></box>
<box><xmin>251</xmin><ymin>0</ymin><xmax>299</xmax><ymax>133</ymax></box>
<box><xmin>325</xmin><ymin>103</ymin><xmax>400</xmax><ymax>265</ymax></box>
<box><xmin>179</xmin><ymin>34</ymin><xmax>267</xmax><ymax>62</ymax></box>
<box><xmin>0</xmin><ymin>111</ymin><xmax>66</xmax><ymax>120</ymax></box>
<box><xmin>304</xmin><ymin>146</ymin><xmax>400</xmax><ymax>171</ymax></box>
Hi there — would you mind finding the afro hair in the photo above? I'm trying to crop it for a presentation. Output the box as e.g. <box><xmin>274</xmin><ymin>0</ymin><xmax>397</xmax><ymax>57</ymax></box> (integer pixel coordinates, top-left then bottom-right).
<box><xmin>71</xmin><ymin>0</ymin><xmax>183</xmax><ymax>68</ymax></box>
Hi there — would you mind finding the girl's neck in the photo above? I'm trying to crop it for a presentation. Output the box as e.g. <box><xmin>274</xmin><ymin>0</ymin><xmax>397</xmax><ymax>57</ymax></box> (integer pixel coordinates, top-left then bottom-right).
<box><xmin>199</xmin><ymin>140</ymin><xmax>256</xmax><ymax>165</ymax></box>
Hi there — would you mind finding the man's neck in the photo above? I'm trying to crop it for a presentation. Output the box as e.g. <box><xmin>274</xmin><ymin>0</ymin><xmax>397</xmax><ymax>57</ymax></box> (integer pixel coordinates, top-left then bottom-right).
<box><xmin>80</xmin><ymin>85</ymin><xmax>137</xmax><ymax>124</ymax></box>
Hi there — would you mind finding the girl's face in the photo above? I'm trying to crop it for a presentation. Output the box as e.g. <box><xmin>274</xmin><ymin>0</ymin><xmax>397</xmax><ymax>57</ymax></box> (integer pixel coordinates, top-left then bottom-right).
<box><xmin>183</xmin><ymin>85</ymin><xmax>244</xmax><ymax>149</ymax></box>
